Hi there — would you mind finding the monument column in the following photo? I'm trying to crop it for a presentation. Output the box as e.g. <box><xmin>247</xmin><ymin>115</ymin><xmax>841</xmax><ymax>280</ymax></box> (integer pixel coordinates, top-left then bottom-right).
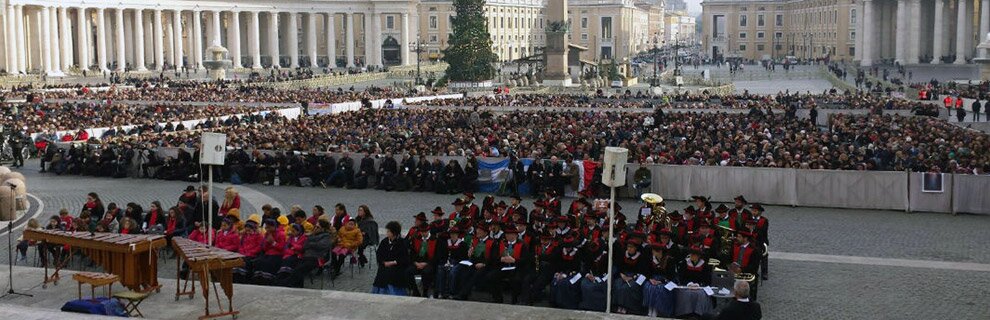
<box><xmin>173</xmin><ymin>10</ymin><xmax>184</xmax><ymax>69</ymax></box>
<box><xmin>401</xmin><ymin>12</ymin><xmax>410</xmax><ymax>66</ymax></box>
<box><xmin>932</xmin><ymin>0</ymin><xmax>944</xmax><ymax>63</ymax></box>
<box><xmin>96</xmin><ymin>8</ymin><xmax>108</xmax><ymax>72</ymax></box>
<box><xmin>306</xmin><ymin>12</ymin><xmax>317</xmax><ymax>67</ymax></box>
<box><xmin>542</xmin><ymin>0</ymin><xmax>570</xmax><ymax>85</ymax></box>
<box><xmin>193</xmin><ymin>10</ymin><xmax>204</xmax><ymax>69</ymax></box>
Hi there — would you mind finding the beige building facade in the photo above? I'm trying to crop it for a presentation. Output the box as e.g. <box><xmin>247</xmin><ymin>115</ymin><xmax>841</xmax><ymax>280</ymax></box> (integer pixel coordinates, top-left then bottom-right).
<box><xmin>701</xmin><ymin>0</ymin><xmax>855</xmax><ymax>62</ymax></box>
<box><xmin>665</xmin><ymin>11</ymin><xmax>696</xmax><ymax>42</ymax></box>
<box><xmin>567</xmin><ymin>0</ymin><xmax>656</xmax><ymax>62</ymax></box>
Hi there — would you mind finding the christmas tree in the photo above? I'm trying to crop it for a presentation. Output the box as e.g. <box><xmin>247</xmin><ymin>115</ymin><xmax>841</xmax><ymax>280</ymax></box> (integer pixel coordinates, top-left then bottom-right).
<box><xmin>443</xmin><ymin>0</ymin><xmax>498</xmax><ymax>82</ymax></box>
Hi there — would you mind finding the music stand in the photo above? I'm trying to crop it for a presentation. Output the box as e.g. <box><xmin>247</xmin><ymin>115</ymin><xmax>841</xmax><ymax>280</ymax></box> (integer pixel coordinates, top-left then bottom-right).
<box><xmin>1</xmin><ymin>185</ymin><xmax>32</xmax><ymax>298</ymax></box>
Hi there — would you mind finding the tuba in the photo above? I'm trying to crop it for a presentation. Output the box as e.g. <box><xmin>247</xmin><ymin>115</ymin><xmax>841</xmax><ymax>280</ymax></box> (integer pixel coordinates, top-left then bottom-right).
<box><xmin>640</xmin><ymin>193</ymin><xmax>670</xmax><ymax>231</ymax></box>
<box><xmin>716</xmin><ymin>225</ymin><xmax>736</xmax><ymax>259</ymax></box>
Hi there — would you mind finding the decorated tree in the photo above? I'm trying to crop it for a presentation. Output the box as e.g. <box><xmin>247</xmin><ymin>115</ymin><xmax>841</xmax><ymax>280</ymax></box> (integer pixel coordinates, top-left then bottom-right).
<box><xmin>443</xmin><ymin>0</ymin><xmax>498</xmax><ymax>82</ymax></box>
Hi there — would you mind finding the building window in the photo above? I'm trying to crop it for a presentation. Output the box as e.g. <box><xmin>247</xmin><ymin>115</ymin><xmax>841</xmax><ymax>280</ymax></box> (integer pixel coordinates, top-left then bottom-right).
<box><xmin>430</xmin><ymin>34</ymin><xmax>438</xmax><ymax>43</ymax></box>
<box><xmin>850</xmin><ymin>9</ymin><xmax>857</xmax><ymax>24</ymax></box>
<box><xmin>739</xmin><ymin>44</ymin><xmax>746</xmax><ymax>51</ymax></box>
<box><xmin>429</xmin><ymin>7</ymin><xmax>437</xmax><ymax>11</ymax></box>
<box><xmin>775</xmin><ymin>32</ymin><xmax>783</xmax><ymax>39</ymax></box>
<box><xmin>758</xmin><ymin>14</ymin><xmax>764</xmax><ymax>26</ymax></box>
<box><xmin>582</xmin><ymin>33</ymin><xmax>588</xmax><ymax>40</ymax></box>
<box><xmin>850</xmin><ymin>31</ymin><xmax>856</xmax><ymax>40</ymax></box>
<box><xmin>775</xmin><ymin>44</ymin><xmax>782</xmax><ymax>50</ymax></box>
<box><xmin>775</xmin><ymin>14</ymin><xmax>783</xmax><ymax>26</ymax></box>
<box><xmin>581</xmin><ymin>17</ymin><xmax>588</xmax><ymax>28</ymax></box>
<box><xmin>386</xmin><ymin>16</ymin><xmax>394</xmax><ymax>30</ymax></box>
<box><xmin>601</xmin><ymin>17</ymin><xmax>613</xmax><ymax>39</ymax></box>
<box><xmin>740</xmin><ymin>14</ymin><xmax>747</xmax><ymax>27</ymax></box>
<box><xmin>849</xmin><ymin>47</ymin><xmax>855</xmax><ymax>56</ymax></box>
<box><xmin>429</xmin><ymin>16</ymin><xmax>438</xmax><ymax>29</ymax></box>
<box><xmin>757</xmin><ymin>32</ymin><xmax>764</xmax><ymax>39</ymax></box>
<box><xmin>739</xmin><ymin>32</ymin><xmax>747</xmax><ymax>39</ymax></box>
<box><xmin>757</xmin><ymin>44</ymin><xmax>765</xmax><ymax>51</ymax></box>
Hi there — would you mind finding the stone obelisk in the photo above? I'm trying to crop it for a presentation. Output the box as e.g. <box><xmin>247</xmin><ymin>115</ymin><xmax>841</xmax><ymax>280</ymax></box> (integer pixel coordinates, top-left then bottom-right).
<box><xmin>542</xmin><ymin>0</ymin><xmax>571</xmax><ymax>86</ymax></box>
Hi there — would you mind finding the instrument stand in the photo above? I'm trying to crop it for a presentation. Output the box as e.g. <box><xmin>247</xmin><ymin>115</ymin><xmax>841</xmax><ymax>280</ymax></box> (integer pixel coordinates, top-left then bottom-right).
<box><xmin>2</xmin><ymin>189</ymin><xmax>33</xmax><ymax>298</ymax></box>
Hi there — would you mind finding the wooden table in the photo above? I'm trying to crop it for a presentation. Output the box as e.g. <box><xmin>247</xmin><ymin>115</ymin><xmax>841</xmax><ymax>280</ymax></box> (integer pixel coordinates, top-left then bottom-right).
<box><xmin>172</xmin><ymin>237</ymin><xmax>245</xmax><ymax>320</ymax></box>
<box><xmin>24</xmin><ymin>229</ymin><xmax>166</xmax><ymax>292</ymax></box>
<box><xmin>72</xmin><ymin>272</ymin><xmax>119</xmax><ymax>300</ymax></box>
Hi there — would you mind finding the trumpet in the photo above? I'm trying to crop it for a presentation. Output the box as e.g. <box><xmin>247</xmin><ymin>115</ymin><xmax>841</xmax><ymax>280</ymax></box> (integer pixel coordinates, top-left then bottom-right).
<box><xmin>640</xmin><ymin>193</ymin><xmax>670</xmax><ymax>230</ymax></box>
<box><xmin>708</xmin><ymin>258</ymin><xmax>721</xmax><ymax>266</ymax></box>
<box><xmin>735</xmin><ymin>273</ymin><xmax>756</xmax><ymax>282</ymax></box>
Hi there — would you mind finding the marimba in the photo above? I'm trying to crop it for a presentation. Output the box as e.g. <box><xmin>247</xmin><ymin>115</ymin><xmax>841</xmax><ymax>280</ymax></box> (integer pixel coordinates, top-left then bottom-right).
<box><xmin>172</xmin><ymin>237</ymin><xmax>245</xmax><ymax>320</ymax></box>
<box><xmin>23</xmin><ymin>229</ymin><xmax>165</xmax><ymax>292</ymax></box>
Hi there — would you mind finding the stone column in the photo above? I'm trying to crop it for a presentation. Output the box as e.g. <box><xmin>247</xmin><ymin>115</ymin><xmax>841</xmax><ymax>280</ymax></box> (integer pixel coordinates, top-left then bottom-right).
<box><xmin>173</xmin><ymin>10</ymin><xmax>183</xmax><ymax>68</ymax></box>
<box><xmin>268</xmin><ymin>11</ymin><xmax>280</xmax><ymax>68</ymax></box>
<box><xmin>287</xmin><ymin>12</ymin><xmax>299</xmax><ymax>68</ymax></box>
<box><xmin>906</xmin><ymin>0</ymin><xmax>921</xmax><ymax>64</ymax></box>
<box><xmin>249</xmin><ymin>11</ymin><xmax>261</xmax><ymax>69</ymax></box>
<box><xmin>306</xmin><ymin>13</ymin><xmax>317</xmax><ymax>68</ymax></box>
<box><xmin>40</xmin><ymin>6</ymin><xmax>53</xmax><ymax>73</ymax></box>
<box><xmin>894</xmin><ymin>0</ymin><xmax>906</xmax><ymax>64</ymax></box>
<box><xmin>365</xmin><ymin>12</ymin><xmax>374</xmax><ymax>67</ymax></box>
<box><xmin>4</xmin><ymin>4</ymin><xmax>17</xmax><ymax>74</ymax></box>
<box><xmin>956</xmin><ymin>0</ymin><xmax>968</xmax><ymax>64</ymax></box>
<box><xmin>229</xmin><ymin>11</ymin><xmax>241</xmax><ymax>68</ymax></box>
<box><xmin>15</xmin><ymin>5</ymin><xmax>25</xmax><ymax>72</ymax></box>
<box><xmin>114</xmin><ymin>8</ymin><xmax>125</xmax><ymax>71</ymax></box>
<box><xmin>133</xmin><ymin>9</ymin><xmax>146</xmax><ymax>71</ymax></box>
<box><xmin>193</xmin><ymin>10</ymin><xmax>203</xmax><ymax>69</ymax></box>
<box><xmin>48</xmin><ymin>7</ymin><xmax>61</xmax><ymax>73</ymax></box>
<box><xmin>153</xmin><ymin>10</ymin><xmax>164</xmax><ymax>69</ymax></box>
<box><xmin>982</xmin><ymin>0</ymin><xmax>990</xmax><ymax>56</ymax></box>
<box><xmin>211</xmin><ymin>10</ymin><xmax>221</xmax><ymax>47</ymax></box>
<box><xmin>345</xmin><ymin>13</ymin><xmax>354</xmax><ymax>67</ymax></box>
<box><xmin>862</xmin><ymin>0</ymin><xmax>874</xmax><ymax>66</ymax></box>
<box><xmin>59</xmin><ymin>7</ymin><xmax>73</xmax><ymax>71</ymax></box>
<box><xmin>326</xmin><ymin>13</ymin><xmax>336</xmax><ymax>68</ymax></box>
<box><xmin>78</xmin><ymin>7</ymin><xmax>89</xmax><ymax>71</ymax></box>
<box><xmin>96</xmin><ymin>8</ymin><xmax>110</xmax><ymax>72</ymax></box>
<box><xmin>932</xmin><ymin>0</ymin><xmax>944</xmax><ymax>63</ymax></box>
<box><xmin>401</xmin><ymin>13</ymin><xmax>410</xmax><ymax>65</ymax></box>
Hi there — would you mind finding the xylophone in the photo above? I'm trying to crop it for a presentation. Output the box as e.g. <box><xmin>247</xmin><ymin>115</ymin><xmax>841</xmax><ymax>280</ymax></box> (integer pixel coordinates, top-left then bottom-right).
<box><xmin>172</xmin><ymin>237</ymin><xmax>245</xmax><ymax>320</ymax></box>
<box><xmin>23</xmin><ymin>229</ymin><xmax>165</xmax><ymax>292</ymax></box>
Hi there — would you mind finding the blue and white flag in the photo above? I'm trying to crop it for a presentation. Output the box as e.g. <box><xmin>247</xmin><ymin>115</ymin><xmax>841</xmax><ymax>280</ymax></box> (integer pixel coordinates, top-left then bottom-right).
<box><xmin>477</xmin><ymin>158</ymin><xmax>510</xmax><ymax>192</ymax></box>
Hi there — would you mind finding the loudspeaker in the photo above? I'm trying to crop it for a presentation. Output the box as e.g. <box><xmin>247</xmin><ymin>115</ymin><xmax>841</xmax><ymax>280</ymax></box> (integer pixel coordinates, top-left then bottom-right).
<box><xmin>200</xmin><ymin>132</ymin><xmax>227</xmax><ymax>166</ymax></box>
<box><xmin>601</xmin><ymin>147</ymin><xmax>629</xmax><ymax>187</ymax></box>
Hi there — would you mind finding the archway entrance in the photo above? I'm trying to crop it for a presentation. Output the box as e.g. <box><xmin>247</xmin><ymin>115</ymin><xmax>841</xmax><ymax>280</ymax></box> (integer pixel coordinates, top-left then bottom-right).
<box><xmin>382</xmin><ymin>36</ymin><xmax>401</xmax><ymax>66</ymax></box>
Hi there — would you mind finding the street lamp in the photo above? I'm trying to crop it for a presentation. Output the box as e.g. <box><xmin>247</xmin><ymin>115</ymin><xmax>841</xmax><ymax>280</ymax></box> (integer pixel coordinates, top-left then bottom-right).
<box><xmin>409</xmin><ymin>39</ymin><xmax>426</xmax><ymax>85</ymax></box>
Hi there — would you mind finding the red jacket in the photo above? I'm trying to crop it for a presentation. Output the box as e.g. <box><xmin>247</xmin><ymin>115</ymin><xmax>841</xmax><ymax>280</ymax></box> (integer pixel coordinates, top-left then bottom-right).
<box><xmin>215</xmin><ymin>229</ymin><xmax>241</xmax><ymax>252</ymax></box>
<box><xmin>240</xmin><ymin>233</ymin><xmax>264</xmax><ymax>257</ymax></box>
<box><xmin>262</xmin><ymin>231</ymin><xmax>287</xmax><ymax>256</ymax></box>
<box><xmin>219</xmin><ymin>197</ymin><xmax>240</xmax><ymax>216</ymax></box>
<box><xmin>188</xmin><ymin>229</ymin><xmax>214</xmax><ymax>244</ymax></box>
<box><xmin>283</xmin><ymin>235</ymin><xmax>307</xmax><ymax>259</ymax></box>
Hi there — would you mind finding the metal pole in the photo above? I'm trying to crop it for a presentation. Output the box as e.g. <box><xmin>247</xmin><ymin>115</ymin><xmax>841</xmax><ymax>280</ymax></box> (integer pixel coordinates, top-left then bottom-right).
<box><xmin>207</xmin><ymin>165</ymin><xmax>214</xmax><ymax>245</ymax></box>
<box><xmin>605</xmin><ymin>185</ymin><xmax>616</xmax><ymax>314</ymax></box>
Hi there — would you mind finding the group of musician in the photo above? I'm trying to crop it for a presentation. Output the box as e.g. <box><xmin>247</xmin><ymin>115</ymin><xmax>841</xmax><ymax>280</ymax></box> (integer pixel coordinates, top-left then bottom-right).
<box><xmin>395</xmin><ymin>191</ymin><xmax>769</xmax><ymax>317</ymax></box>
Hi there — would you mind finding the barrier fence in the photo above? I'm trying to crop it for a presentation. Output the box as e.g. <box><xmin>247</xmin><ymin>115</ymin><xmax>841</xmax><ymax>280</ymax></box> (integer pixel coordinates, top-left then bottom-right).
<box><xmin>49</xmin><ymin>142</ymin><xmax>990</xmax><ymax>216</ymax></box>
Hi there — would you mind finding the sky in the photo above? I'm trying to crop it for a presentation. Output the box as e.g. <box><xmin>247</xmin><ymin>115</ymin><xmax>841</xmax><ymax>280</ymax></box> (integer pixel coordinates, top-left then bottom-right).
<box><xmin>685</xmin><ymin>0</ymin><xmax>702</xmax><ymax>15</ymax></box>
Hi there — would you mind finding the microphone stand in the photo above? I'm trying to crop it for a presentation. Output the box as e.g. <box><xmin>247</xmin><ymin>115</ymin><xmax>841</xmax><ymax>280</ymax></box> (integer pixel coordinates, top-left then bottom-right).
<box><xmin>1</xmin><ymin>185</ymin><xmax>32</xmax><ymax>298</ymax></box>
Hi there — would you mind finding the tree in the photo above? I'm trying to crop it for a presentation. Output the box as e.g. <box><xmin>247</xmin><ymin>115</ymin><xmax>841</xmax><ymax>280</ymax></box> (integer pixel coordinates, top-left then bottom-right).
<box><xmin>443</xmin><ymin>0</ymin><xmax>498</xmax><ymax>82</ymax></box>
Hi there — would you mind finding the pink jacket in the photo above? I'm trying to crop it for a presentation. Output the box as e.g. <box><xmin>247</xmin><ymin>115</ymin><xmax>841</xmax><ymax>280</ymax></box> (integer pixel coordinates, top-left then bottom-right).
<box><xmin>188</xmin><ymin>229</ymin><xmax>214</xmax><ymax>244</ymax></box>
<box><xmin>283</xmin><ymin>235</ymin><xmax>307</xmax><ymax>259</ymax></box>
<box><xmin>240</xmin><ymin>233</ymin><xmax>264</xmax><ymax>258</ymax></box>
<box><xmin>215</xmin><ymin>229</ymin><xmax>241</xmax><ymax>253</ymax></box>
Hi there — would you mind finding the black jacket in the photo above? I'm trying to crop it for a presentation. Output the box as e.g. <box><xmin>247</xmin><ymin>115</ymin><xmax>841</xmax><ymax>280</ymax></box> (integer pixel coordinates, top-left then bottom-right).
<box><xmin>374</xmin><ymin>237</ymin><xmax>411</xmax><ymax>288</ymax></box>
<box><xmin>716</xmin><ymin>300</ymin><xmax>762</xmax><ymax>320</ymax></box>
<box><xmin>303</xmin><ymin>230</ymin><xmax>334</xmax><ymax>259</ymax></box>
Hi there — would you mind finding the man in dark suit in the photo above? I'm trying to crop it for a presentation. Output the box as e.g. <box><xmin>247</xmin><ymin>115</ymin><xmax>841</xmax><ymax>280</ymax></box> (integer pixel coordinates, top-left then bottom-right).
<box><xmin>715</xmin><ymin>281</ymin><xmax>762</xmax><ymax>320</ymax></box>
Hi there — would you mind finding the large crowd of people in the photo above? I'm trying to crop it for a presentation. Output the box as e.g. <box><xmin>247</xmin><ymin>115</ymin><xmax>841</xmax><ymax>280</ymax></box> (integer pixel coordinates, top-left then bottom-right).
<box><xmin>407</xmin><ymin>91</ymin><xmax>934</xmax><ymax>111</ymax></box>
<box><xmin>20</xmin><ymin>188</ymin><xmax>766</xmax><ymax>318</ymax></box>
<box><xmin>35</xmin><ymin>106</ymin><xmax>989</xmax><ymax>181</ymax></box>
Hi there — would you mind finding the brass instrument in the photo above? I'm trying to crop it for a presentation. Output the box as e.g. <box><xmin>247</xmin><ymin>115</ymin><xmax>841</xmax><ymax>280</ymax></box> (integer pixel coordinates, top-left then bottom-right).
<box><xmin>735</xmin><ymin>273</ymin><xmax>756</xmax><ymax>282</ymax></box>
<box><xmin>640</xmin><ymin>193</ymin><xmax>670</xmax><ymax>230</ymax></box>
<box><xmin>708</xmin><ymin>258</ymin><xmax>721</xmax><ymax>266</ymax></box>
<box><xmin>716</xmin><ymin>225</ymin><xmax>736</xmax><ymax>258</ymax></box>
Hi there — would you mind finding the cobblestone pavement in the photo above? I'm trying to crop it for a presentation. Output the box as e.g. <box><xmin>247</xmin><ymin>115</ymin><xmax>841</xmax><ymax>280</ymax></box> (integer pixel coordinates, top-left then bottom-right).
<box><xmin>3</xmin><ymin>159</ymin><xmax>990</xmax><ymax>319</ymax></box>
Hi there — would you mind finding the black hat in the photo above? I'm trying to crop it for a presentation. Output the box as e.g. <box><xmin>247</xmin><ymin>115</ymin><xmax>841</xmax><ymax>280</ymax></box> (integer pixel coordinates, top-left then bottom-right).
<box><xmin>184</xmin><ymin>185</ymin><xmax>196</xmax><ymax>192</ymax></box>
<box><xmin>734</xmin><ymin>195</ymin><xmax>748</xmax><ymax>204</ymax></box>
<box><xmin>452</xmin><ymin>198</ymin><xmax>466</xmax><ymax>206</ymax></box>
<box><xmin>750</xmin><ymin>203</ymin><xmax>764</xmax><ymax>212</ymax></box>
<box><xmin>715</xmin><ymin>204</ymin><xmax>730</xmax><ymax>213</ymax></box>
<box><xmin>431</xmin><ymin>207</ymin><xmax>445</xmax><ymax>216</ymax></box>
<box><xmin>414</xmin><ymin>212</ymin><xmax>428</xmax><ymax>221</ymax></box>
<box><xmin>510</xmin><ymin>194</ymin><xmax>522</xmax><ymax>201</ymax></box>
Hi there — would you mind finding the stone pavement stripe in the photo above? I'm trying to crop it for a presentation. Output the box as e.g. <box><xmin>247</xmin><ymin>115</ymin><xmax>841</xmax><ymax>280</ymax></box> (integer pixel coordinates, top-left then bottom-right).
<box><xmin>773</xmin><ymin>252</ymin><xmax>990</xmax><ymax>273</ymax></box>
<box><xmin>0</xmin><ymin>193</ymin><xmax>42</xmax><ymax>237</ymax></box>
